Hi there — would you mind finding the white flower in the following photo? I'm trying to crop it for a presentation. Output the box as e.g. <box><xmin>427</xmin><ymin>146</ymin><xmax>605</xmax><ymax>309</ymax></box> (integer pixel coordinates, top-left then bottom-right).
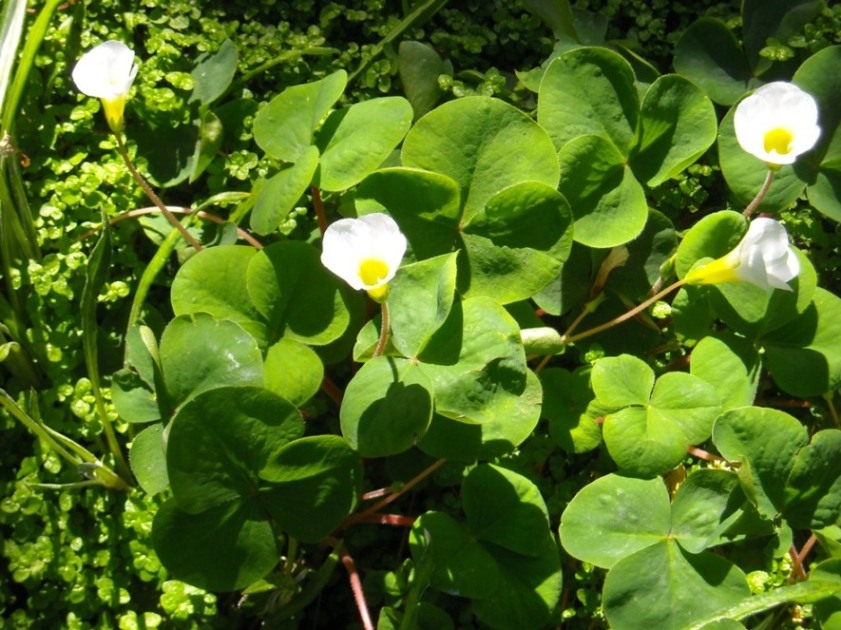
<box><xmin>734</xmin><ymin>82</ymin><xmax>820</xmax><ymax>166</ymax></box>
<box><xmin>71</xmin><ymin>40</ymin><xmax>138</xmax><ymax>132</ymax></box>
<box><xmin>321</xmin><ymin>213</ymin><xmax>407</xmax><ymax>301</ymax></box>
<box><xmin>685</xmin><ymin>218</ymin><xmax>800</xmax><ymax>291</ymax></box>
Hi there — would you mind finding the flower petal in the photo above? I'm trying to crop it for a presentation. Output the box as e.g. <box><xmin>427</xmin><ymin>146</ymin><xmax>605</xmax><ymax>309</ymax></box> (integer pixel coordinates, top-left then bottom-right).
<box><xmin>72</xmin><ymin>40</ymin><xmax>138</xmax><ymax>100</ymax></box>
<box><xmin>733</xmin><ymin>81</ymin><xmax>820</xmax><ymax>165</ymax></box>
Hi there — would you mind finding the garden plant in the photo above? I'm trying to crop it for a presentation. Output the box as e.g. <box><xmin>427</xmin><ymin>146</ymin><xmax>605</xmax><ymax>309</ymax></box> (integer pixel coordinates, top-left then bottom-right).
<box><xmin>3</xmin><ymin>0</ymin><xmax>841</xmax><ymax>628</ymax></box>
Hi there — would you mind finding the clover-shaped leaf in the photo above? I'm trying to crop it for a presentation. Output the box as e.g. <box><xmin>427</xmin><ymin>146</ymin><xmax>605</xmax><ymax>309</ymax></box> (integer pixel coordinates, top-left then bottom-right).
<box><xmin>593</xmin><ymin>355</ymin><xmax>720</xmax><ymax>477</ymax></box>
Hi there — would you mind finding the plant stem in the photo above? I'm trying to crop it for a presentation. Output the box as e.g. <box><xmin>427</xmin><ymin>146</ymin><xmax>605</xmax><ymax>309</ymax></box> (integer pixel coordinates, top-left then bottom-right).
<box><xmin>564</xmin><ymin>279</ymin><xmax>686</xmax><ymax>344</ymax></box>
<box><xmin>340</xmin><ymin>458</ymin><xmax>446</xmax><ymax>530</ymax></box>
<box><xmin>373</xmin><ymin>301</ymin><xmax>390</xmax><ymax>358</ymax></box>
<box><xmin>114</xmin><ymin>133</ymin><xmax>203</xmax><ymax>251</ymax></box>
<box><xmin>273</xmin><ymin>544</ymin><xmax>342</xmax><ymax>621</ymax></box>
<box><xmin>311</xmin><ymin>186</ymin><xmax>327</xmax><ymax>236</ymax></box>
<box><xmin>743</xmin><ymin>169</ymin><xmax>776</xmax><ymax>219</ymax></box>
<box><xmin>788</xmin><ymin>543</ymin><xmax>807</xmax><ymax>582</ymax></box>
<box><xmin>78</xmin><ymin>205</ymin><xmax>262</xmax><ymax>248</ymax></box>
<box><xmin>338</xmin><ymin>545</ymin><xmax>374</xmax><ymax>630</ymax></box>
<box><xmin>823</xmin><ymin>392</ymin><xmax>840</xmax><ymax>429</ymax></box>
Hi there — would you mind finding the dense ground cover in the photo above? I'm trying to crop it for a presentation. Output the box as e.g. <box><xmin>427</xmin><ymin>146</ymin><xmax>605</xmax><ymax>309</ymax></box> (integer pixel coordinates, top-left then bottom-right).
<box><xmin>2</xmin><ymin>0</ymin><xmax>841</xmax><ymax>628</ymax></box>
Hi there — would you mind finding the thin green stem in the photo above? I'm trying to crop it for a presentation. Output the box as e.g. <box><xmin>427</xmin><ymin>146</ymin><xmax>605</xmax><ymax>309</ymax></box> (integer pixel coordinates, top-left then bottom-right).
<box><xmin>237</xmin><ymin>47</ymin><xmax>338</xmax><ymax>84</ymax></box>
<box><xmin>273</xmin><ymin>544</ymin><xmax>343</xmax><ymax>621</ymax></box>
<box><xmin>0</xmin><ymin>389</ymin><xmax>84</xmax><ymax>465</ymax></box>
<box><xmin>561</xmin><ymin>293</ymin><xmax>607</xmax><ymax>341</ymax></box>
<box><xmin>114</xmin><ymin>133</ymin><xmax>203</xmax><ymax>251</ymax></box>
<box><xmin>823</xmin><ymin>391</ymin><xmax>840</xmax><ymax>429</ymax></box>
<box><xmin>743</xmin><ymin>168</ymin><xmax>776</xmax><ymax>219</ymax></box>
<box><xmin>564</xmin><ymin>279</ymin><xmax>686</xmax><ymax>344</ymax></box>
<box><xmin>373</xmin><ymin>301</ymin><xmax>390</xmax><ymax>358</ymax></box>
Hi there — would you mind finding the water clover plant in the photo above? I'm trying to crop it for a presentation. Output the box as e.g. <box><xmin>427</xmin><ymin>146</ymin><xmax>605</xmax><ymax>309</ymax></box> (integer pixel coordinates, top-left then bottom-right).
<box><xmin>5</xmin><ymin>1</ymin><xmax>841</xmax><ymax>628</ymax></box>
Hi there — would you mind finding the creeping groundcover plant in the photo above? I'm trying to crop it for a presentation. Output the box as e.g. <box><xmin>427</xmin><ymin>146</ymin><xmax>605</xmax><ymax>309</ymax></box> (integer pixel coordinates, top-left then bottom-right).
<box><xmin>4</xmin><ymin>1</ymin><xmax>841</xmax><ymax>628</ymax></box>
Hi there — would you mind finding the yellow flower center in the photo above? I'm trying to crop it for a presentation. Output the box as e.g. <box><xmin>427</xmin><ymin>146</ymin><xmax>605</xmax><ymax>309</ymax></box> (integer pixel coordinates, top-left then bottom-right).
<box><xmin>763</xmin><ymin>127</ymin><xmax>794</xmax><ymax>155</ymax></box>
<box><xmin>358</xmin><ymin>258</ymin><xmax>389</xmax><ymax>287</ymax></box>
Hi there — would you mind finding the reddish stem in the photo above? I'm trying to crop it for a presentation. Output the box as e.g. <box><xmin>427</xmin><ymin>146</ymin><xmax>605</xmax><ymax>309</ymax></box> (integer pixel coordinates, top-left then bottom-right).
<box><xmin>788</xmin><ymin>543</ymin><xmax>808</xmax><ymax>582</ymax></box>
<box><xmin>78</xmin><ymin>205</ymin><xmax>263</xmax><ymax>249</ymax></box>
<box><xmin>338</xmin><ymin>545</ymin><xmax>374</xmax><ymax>630</ymax></box>
<box><xmin>340</xmin><ymin>458</ymin><xmax>446</xmax><ymax>530</ymax></box>
<box><xmin>687</xmin><ymin>445</ymin><xmax>729</xmax><ymax>464</ymax></box>
<box><xmin>798</xmin><ymin>533</ymin><xmax>817</xmax><ymax>566</ymax></box>
<box><xmin>351</xmin><ymin>513</ymin><xmax>416</xmax><ymax>527</ymax></box>
<box><xmin>361</xmin><ymin>486</ymin><xmax>394</xmax><ymax>501</ymax></box>
<box><xmin>312</xmin><ymin>186</ymin><xmax>327</xmax><ymax>236</ymax></box>
<box><xmin>320</xmin><ymin>375</ymin><xmax>344</xmax><ymax>405</ymax></box>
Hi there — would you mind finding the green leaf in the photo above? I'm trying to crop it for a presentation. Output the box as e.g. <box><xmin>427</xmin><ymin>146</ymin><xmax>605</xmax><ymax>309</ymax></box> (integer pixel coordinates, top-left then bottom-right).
<box><xmin>675</xmin><ymin>210</ymin><xmax>744</xmax><ymax>279</ymax></box>
<box><xmin>250</xmin><ymin>145</ymin><xmax>320</xmax><ymax>235</ymax></box>
<box><xmin>602</xmin><ymin>540</ymin><xmax>749</xmax><ymax>630</ymax></box>
<box><xmin>317</xmin><ymin>97</ymin><xmax>413</xmax><ymax>191</ymax></box>
<box><xmin>687</xmin><ymin>559</ymin><xmax>841</xmax><ymax>629</ymax></box>
<box><xmin>111</xmin><ymin>368</ymin><xmax>160</xmax><ymax>424</ymax></box>
<box><xmin>411</xmin><ymin>512</ymin><xmax>500</xmax><ymax>598</ymax></box>
<box><xmin>462</xmin><ymin>181</ymin><xmax>574</xmax><ymax>303</ymax></box>
<box><xmin>471</xmin><ymin>536</ymin><xmax>562</xmax><ymax>630</ymax></box>
<box><xmin>742</xmin><ymin>0</ymin><xmax>821</xmax><ymax>70</ymax></box>
<box><xmin>260</xmin><ymin>435</ymin><xmax>362</xmax><ymax>542</ymax></box>
<box><xmin>557</xmin><ymin>134</ymin><xmax>647</xmax><ymax>247</ymax></box>
<box><xmin>129</xmin><ymin>423</ymin><xmax>168</xmax><ymax>495</ymax></box>
<box><xmin>246</xmin><ymin>240</ymin><xmax>351</xmax><ymax>346</ymax></box>
<box><xmin>671</xmin><ymin>469</ymin><xmax>745</xmax><ymax>553</ymax></box>
<box><xmin>762</xmin><ymin>288</ymin><xmax>841</xmax><ymax>397</ymax></box>
<box><xmin>252</xmin><ymin>70</ymin><xmax>347</xmax><ymax>162</ymax></box>
<box><xmin>560</xmin><ymin>474</ymin><xmax>671</xmax><ymax>569</ymax></box>
<box><xmin>171</xmin><ymin>245</ymin><xmax>267</xmax><ymax>345</ymax></box>
<box><xmin>475</xmin><ymin>368</ymin><xmax>543</xmax><ymax>460</ymax></box>
<box><xmin>419</xmin><ymin>298</ymin><xmax>527</xmax><ymax>425</ymax></box>
<box><xmin>673</xmin><ymin>18</ymin><xmax>751</xmax><ymax>105</ymax></box>
<box><xmin>462</xmin><ymin>464</ymin><xmax>551</xmax><ymax>557</ymax></box>
<box><xmin>795</xmin><ymin>46</ymin><xmax>841</xmax><ymax>221</ymax></box>
<box><xmin>123</xmin><ymin>323</ymin><xmax>161</xmax><ymax>390</ymax></box>
<box><xmin>263</xmin><ymin>338</ymin><xmax>324</xmax><ymax>406</ymax></box>
<box><xmin>591</xmin><ymin>354</ymin><xmax>653</xmax><ymax>408</ymax></box>
<box><xmin>416</xmin><ymin>413</ymin><xmax>482</xmax><ymax>462</ymax></box>
<box><xmin>522</xmin><ymin>0</ymin><xmax>577</xmax><ymax>40</ymax></box>
<box><xmin>690</xmin><ymin>335</ymin><xmax>761</xmax><ymax>411</ymax></box>
<box><xmin>340</xmin><ymin>356</ymin><xmax>434</xmax><ymax>457</ymax></box>
<box><xmin>413</xmin><ymin>465</ymin><xmax>562</xmax><ymax>629</ymax></box>
<box><xmin>356</xmin><ymin>167</ymin><xmax>461</xmax><ymax>260</ymax></box>
<box><xmin>397</xmin><ymin>41</ymin><xmax>446</xmax><ymax>119</ymax></box>
<box><xmin>709</xmin><ymin>249</ymin><xmax>817</xmax><ymax>338</ymax></box>
<box><xmin>712</xmin><ymin>407</ymin><xmax>809</xmax><ymax>517</ymax></box>
<box><xmin>402</xmin><ymin>95</ymin><xmax>559</xmax><ymax>222</ymax></box>
<box><xmin>783</xmin><ymin>429</ymin><xmax>841</xmax><ymax>529</ymax></box>
<box><xmin>537</xmin><ymin>46</ymin><xmax>639</xmax><ymax>153</ymax></box>
<box><xmin>603</xmin><ymin>371</ymin><xmax>720</xmax><ymax>477</ymax></box>
<box><xmin>541</xmin><ymin>367</ymin><xmax>602</xmax><ymax>454</ymax></box>
<box><xmin>189</xmin><ymin>109</ymin><xmax>224</xmax><ymax>183</ymax></box>
<box><xmin>189</xmin><ymin>39</ymin><xmax>238</xmax><ymax>106</ymax></box>
<box><xmin>629</xmin><ymin>74</ymin><xmax>717</xmax><ymax>187</ymax></box>
<box><xmin>152</xmin><ymin>498</ymin><xmax>277</xmax><ymax>592</ymax></box>
<box><xmin>388</xmin><ymin>252</ymin><xmax>459</xmax><ymax>358</ymax></box>
<box><xmin>604</xmin><ymin>209</ymin><xmax>677</xmax><ymax>299</ymax></box>
<box><xmin>166</xmin><ymin>386</ymin><xmax>304</xmax><ymax>514</ymax></box>
<box><xmin>159</xmin><ymin>314</ymin><xmax>264</xmax><ymax>414</ymax></box>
